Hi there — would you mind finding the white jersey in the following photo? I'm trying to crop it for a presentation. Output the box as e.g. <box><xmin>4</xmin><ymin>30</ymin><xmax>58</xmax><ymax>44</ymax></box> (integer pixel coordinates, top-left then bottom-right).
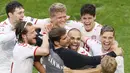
<box><xmin>65</xmin><ymin>20</ymin><xmax>84</xmax><ymax>31</ymax></box>
<box><xmin>0</xmin><ymin>18</ymin><xmax>16</xmax><ymax>73</ymax></box>
<box><xmin>77</xmin><ymin>47</ymin><xmax>91</xmax><ymax>56</ymax></box>
<box><xmin>85</xmin><ymin>39</ymin><xmax>124</xmax><ymax>73</ymax></box>
<box><xmin>0</xmin><ymin>17</ymin><xmax>39</xmax><ymax>73</ymax></box>
<box><xmin>12</xmin><ymin>43</ymin><xmax>38</xmax><ymax>73</ymax></box>
<box><xmin>37</xmin><ymin>18</ymin><xmax>84</xmax><ymax>32</ymax></box>
<box><xmin>115</xmin><ymin>56</ymin><xmax>124</xmax><ymax>73</ymax></box>
<box><xmin>81</xmin><ymin>22</ymin><xmax>102</xmax><ymax>40</ymax></box>
<box><xmin>84</xmin><ymin>38</ymin><xmax>102</xmax><ymax>55</ymax></box>
<box><xmin>81</xmin><ymin>22</ymin><xmax>102</xmax><ymax>54</ymax></box>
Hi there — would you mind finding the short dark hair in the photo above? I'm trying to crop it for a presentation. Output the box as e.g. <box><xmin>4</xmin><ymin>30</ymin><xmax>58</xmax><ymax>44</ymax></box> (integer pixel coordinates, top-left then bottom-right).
<box><xmin>100</xmin><ymin>25</ymin><xmax>115</xmax><ymax>36</ymax></box>
<box><xmin>6</xmin><ymin>1</ymin><xmax>23</xmax><ymax>17</ymax></box>
<box><xmin>80</xmin><ymin>4</ymin><xmax>96</xmax><ymax>16</ymax></box>
<box><xmin>49</xmin><ymin>27</ymin><xmax>66</xmax><ymax>44</ymax></box>
<box><xmin>15</xmin><ymin>21</ymin><xmax>32</xmax><ymax>43</ymax></box>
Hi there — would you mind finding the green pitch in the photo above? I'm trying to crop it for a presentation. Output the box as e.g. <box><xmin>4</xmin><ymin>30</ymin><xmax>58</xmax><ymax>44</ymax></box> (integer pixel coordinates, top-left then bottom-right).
<box><xmin>0</xmin><ymin>0</ymin><xmax>129</xmax><ymax>73</ymax></box>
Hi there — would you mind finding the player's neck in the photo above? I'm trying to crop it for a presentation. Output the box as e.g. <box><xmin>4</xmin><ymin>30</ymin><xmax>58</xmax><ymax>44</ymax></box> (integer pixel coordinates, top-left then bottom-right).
<box><xmin>8</xmin><ymin>18</ymin><xmax>17</xmax><ymax>27</ymax></box>
<box><xmin>76</xmin><ymin>47</ymin><xmax>80</xmax><ymax>52</ymax></box>
<box><xmin>55</xmin><ymin>45</ymin><xmax>63</xmax><ymax>49</ymax></box>
<box><xmin>102</xmin><ymin>48</ymin><xmax>111</xmax><ymax>53</ymax></box>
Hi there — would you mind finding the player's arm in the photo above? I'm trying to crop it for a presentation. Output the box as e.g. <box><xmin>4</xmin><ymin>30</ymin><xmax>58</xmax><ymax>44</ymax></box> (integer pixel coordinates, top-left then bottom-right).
<box><xmin>0</xmin><ymin>31</ymin><xmax>15</xmax><ymax>43</ymax></box>
<box><xmin>34</xmin><ymin>56</ymin><xmax>46</xmax><ymax>73</ymax></box>
<box><xmin>35</xmin><ymin>34</ymin><xmax>49</xmax><ymax>56</ymax></box>
<box><xmin>24</xmin><ymin>16</ymin><xmax>47</xmax><ymax>30</ymax></box>
<box><xmin>72</xmin><ymin>68</ymin><xmax>101</xmax><ymax>73</ymax></box>
<box><xmin>33</xmin><ymin>19</ymin><xmax>48</xmax><ymax>30</ymax></box>
<box><xmin>34</xmin><ymin>21</ymin><xmax>53</xmax><ymax>34</ymax></box>
<box><xmin>63</xmin><ymin>66</ymin><xmax>101</xmax><ymax>73</ymax></box>
<box><xmin>25</xmin><ymin>16</ymin><xmax>53</xmax><ymax>33</ymax></box>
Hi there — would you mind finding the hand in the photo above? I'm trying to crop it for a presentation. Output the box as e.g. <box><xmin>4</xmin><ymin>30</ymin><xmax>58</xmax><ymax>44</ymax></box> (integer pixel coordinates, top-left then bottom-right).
<box><xmin>64</xmin><ymin>66</ymin><xmax>72</xmax><ymax>73</ymax></box>
<box><xmin>43</xmin><ymin>24</ymin><xmax>53</xmax><ymax>34</ymax></box>
<box><xmin>110</xmin><ymin>41</ymin><xmax>118</xmax><ymax>50</ymax></box>
<box><xmin>113</xmin><ymin>47</ymin><xmax>123</xmax><ymax>56</ymax></box>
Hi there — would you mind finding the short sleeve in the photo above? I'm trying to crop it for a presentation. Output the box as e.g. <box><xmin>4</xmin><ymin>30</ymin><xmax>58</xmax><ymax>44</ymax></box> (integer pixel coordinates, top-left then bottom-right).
<box><xmin>21</xmin><ymin>45</ymin><xmax>39</xmax><ymax>58</ymax></box>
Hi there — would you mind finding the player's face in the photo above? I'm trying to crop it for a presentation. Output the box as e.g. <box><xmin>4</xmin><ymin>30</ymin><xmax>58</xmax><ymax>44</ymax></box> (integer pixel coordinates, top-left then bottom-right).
<box><xmin>51</xmin><ymin>12</ymin><xmax>67</xmax><ymax>28</ymax></box>
<box><xmin>100</xmin><ymin>32</ymin><xmax>114</xmax><ymax>51</ymax></box>
<box><xmin>25</xmin><ymin>25</ymin><xmax>37</xmax><ymax>45</ymax></box>
<box><xmin>68</xmin><ymin>30</ymin><xmax>81</xmax><ymax>51</ymax></box>
<box><xmin>81</xmin><ymin>14</ymin><xmax>96</xmax><ymax>31</ymax></box>
<box><xmin>59</xmin><ymin>33</ymin><xmax>70</xmax><ymax>48</ymax></box>
<box><xmin>9</xmin><ymin>7</ymin><xmax>24</xmax><ymax>23</ymax></box>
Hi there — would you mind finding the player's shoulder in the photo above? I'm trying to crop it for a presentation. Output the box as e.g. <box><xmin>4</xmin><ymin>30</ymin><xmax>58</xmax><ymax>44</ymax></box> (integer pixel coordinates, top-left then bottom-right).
<box><xmin>37</xmin><ymin>18</ymin><xmax>51</xmax><ymax>25</ymax></box>
<box><xmin>66</xmin><ymin>20</ymin><xmax>83</xmax><ymax>25</ymax></box>
<box><xmin>95</xmin><ymin>22</ymin><xmax>102</xmax><ymax>28</ymax></box>
<box><xmin>66</xmin><ymin>20</ymin><xmax>84</xmax><ymax>30</ymax></box>
<box><xmin>0</xmin><ymin>19</ymin><xmax>9</xmax><ymax>26</ymax></box>
<box><xmin>15</xmin><ymin>43</ymin><xmax>28</xmax><ymax>48</ymax></box>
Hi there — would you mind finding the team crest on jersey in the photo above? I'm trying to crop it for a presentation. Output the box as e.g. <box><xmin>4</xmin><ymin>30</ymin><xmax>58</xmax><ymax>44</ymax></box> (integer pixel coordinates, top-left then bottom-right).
<box><xmin>91</xmin><ymin>35</ymin><xmax>96</xmax><ymax>39</ymax></box>
<box><xmin>0</xmin><ymin>27</ymin><xmax>5</xmax><ymax>33</ymax></box>
<box><xmin>31</xmin><ymin>18</ymin><xmax>34</xmax><ymax>21</ymax></box>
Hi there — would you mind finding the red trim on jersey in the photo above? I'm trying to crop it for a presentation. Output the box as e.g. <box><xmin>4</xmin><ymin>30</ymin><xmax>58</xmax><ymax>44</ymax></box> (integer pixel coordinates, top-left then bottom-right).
<box><xmin>0</xmin><ymin>33</ymin><xmax>4</xmax><ymax>34</ymax></box>
<box><xmin>34</xmin><ymin>19</ymin><xmax>38</xmax><ymax>25</ymax></box>
<box><xmin>34</xmin><ymin>46</ymin><xmax>39</xmax><ymax>56</ymax></box>
<box><xmin>18</xmin><ymin>43</ymin><xmax>27</xmax><ymax>47</ymax></box>
<box><xmin>97</xmin><ymin>24</ymin><xmax>102</xmax><ymax>27</ymax></box>
<box><xmin>81</xmin><ymin>51</ymin><xmax>88</xmax><ymax>56</ymax></box>
<box><xmin>4</xmin><ymin>22</ymin><xmax>7</xmax><ymax>25</ymax></box>
<box><xmin>83</xmin><ymin>38</ymin><xmax>90</xmax><ymax>52</ymax></box>
<box><xmin>0</xmin><ymin>21</ymin><xmax>7</xmax><ymax>26</ymax></box>
<box><xmin>42</xmin><ymin>32</ymin><xmax>46</xmax><ymax>34</ymax></box>
<box><xmin>23</xmin><ymin>44</ymin><xmax>27</xmax><ymax>47</ymax></box>
<box><xmin>10</xmin><ymin>62</ymin><xmax>13</xmax><ymax>73</ymax></box>
<box><xmin>85</xmin><ymin>38</ymin><xmax>89</xmax><ymax>44</ymax></box>
<box><xmin>0</xmin><ymin>25</ymin><xmax>5</xmax><ymax>27</ymax></box>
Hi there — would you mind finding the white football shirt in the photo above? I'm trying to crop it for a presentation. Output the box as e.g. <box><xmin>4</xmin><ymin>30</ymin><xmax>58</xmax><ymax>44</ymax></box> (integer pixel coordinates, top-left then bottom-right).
<box><xmin>12</xmin><ymin>43</ymin><xmax>38</xmax><ymax>73</ymax></box>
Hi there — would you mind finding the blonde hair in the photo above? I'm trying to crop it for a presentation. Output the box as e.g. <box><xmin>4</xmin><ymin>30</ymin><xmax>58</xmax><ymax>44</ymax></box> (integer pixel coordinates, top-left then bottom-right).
<box><xmin>49</xmin><ymin>3</ymin><xmax>66</xmax><ymax>17</ymax></box>
<box><xmin>101</xmin><ymin>56</ymin><xmax>117</xmax><ymax>73</ymax></box>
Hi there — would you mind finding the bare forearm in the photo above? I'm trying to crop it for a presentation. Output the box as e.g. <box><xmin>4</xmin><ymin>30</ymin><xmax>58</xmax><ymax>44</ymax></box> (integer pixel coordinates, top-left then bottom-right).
<box><xmin>40</xmin><ymin>34</ymin><xmax>49</xmax><ymax>56</ymax></box>
<box><xmin>34</xmin><ymin>57</ymin><xmax>46</xmax><ymax>73</ymax></box>
<box><xmin>72</xmin><ymin>68</ymin><xmax>101</xmax><ymax>73</ymax></box>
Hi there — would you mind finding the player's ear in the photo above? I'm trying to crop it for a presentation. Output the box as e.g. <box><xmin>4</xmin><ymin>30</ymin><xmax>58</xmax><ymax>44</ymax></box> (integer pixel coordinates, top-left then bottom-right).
<box><xmin>66</xmin><ymin>15</ymin><xmax>70</xmax><ymax>20</ymax></box>
<box><xmin>8</xmin><ymin>12</ymin><xmax>13</xmax><ymax>18</ymax></box>
<box><xmin>22</xmin><ymin>34</ymin><xmax>26</xmax><ymax>39</ymax></box>
<box><xmin>94</xmin><ymin>15</ymin><xmax>96</xmax><ymax>21</ymax></box>
<box><xmin>54</xmin><ymin>41</ymin><xmax>60</xmax><ymax>46</ymax></box>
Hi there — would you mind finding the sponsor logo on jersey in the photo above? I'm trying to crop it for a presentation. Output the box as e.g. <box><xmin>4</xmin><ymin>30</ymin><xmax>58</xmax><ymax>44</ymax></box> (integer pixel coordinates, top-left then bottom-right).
<box><xmin>48</xmin><ymin>55</ymin><xmax>64</xmax><ymax>69</ymax></box>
